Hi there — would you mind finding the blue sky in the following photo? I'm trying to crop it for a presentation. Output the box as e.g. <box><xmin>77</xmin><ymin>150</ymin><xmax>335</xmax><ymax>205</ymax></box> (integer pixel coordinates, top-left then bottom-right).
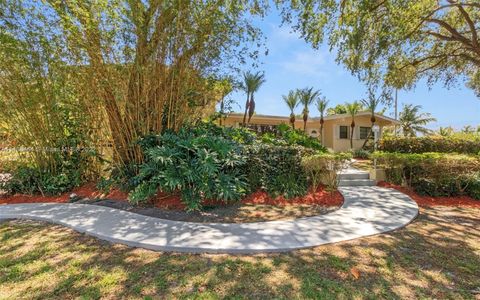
<box><xmin>229</xmin><ymin>9</ymin><xmax>480</xmax><ymax>130</ymax></box>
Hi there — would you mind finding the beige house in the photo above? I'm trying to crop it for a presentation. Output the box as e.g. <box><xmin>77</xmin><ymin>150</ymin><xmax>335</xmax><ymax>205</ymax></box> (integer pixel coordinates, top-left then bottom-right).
<box><xmin>222</xmin><ymin>112</ymin><xmax>400</xmax><ymax>152</ymax></box>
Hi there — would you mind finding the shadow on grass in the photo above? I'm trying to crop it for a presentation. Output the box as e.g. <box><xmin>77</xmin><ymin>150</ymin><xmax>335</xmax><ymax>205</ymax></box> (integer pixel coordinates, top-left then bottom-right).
<box><xmin>0</xmin><ymin>206</ymin><xmax>479</xmax><ymax>299</ymax></box>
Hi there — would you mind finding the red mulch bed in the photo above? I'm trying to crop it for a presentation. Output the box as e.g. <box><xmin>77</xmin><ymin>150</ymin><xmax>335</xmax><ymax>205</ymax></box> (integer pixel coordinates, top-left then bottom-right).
<box><xmin>378</xmin><ymin>181</ymin><xmax>480</xmax><ymax>208</ymax></box>
<box><xmin>0</xmin><ymin>184</ymin><xmax>343</xmax><ymax>210</ymax></box>
<box><xmin>0</xmin><ymin>183</ymin><xmax>128</xmax><ymax>205</ymax></box>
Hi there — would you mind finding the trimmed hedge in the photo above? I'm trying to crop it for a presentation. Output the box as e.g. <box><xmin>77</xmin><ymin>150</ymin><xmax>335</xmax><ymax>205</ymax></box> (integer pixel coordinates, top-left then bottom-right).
<box><xmin>244</xmin><ymin>143</ymin><xmax>309</xmax><ymax>198</ymax></box>
<box><xmin>379</xmin><ymin>136</ymin><xmax>480</xmax><ymax>154</ymax></box>
<box><xmin>373</xmin><ymin>151</ymin><xmax>480</xmax><ymax>199</ymax></box>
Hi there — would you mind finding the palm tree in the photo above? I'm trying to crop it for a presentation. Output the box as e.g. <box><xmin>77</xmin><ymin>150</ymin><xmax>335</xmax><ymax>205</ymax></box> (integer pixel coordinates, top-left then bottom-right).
<box><xmin>316</xmin><ymin>97</ymin><xmax>329</xmax><ymax>144</ymax></box>
<box><xmin>461</xmin><ymin>125</ymin><xmax>474</xmax><ymax>134</ymax></box>
<box><xmin>399</xmin><ymin>104</ymin><xmax>436</xmax><ymax>137</ymax></box>
<box><xmin>437</xmin><ymin>126</ymin><xmax>454</xmax><ymax>137</ymax></box>
<box><xmin>299</xmin><ymin>87</ymin><xmax>321</xmax><ymax>132</ymax></box>
<box><xmin>360</xmin><ymin>92</ymin><xmax>382</xmax><ymax>148</ymax></box>
<box><xmin>241</xmin><ymin>71</ymin><xmax>265</xmax><ymax>126</ymax></box>
<box><xmin>327</xmin><ymin>104</ymin><xmax>347</xmax><ymax>115</ymax></box>
<box><xmin>345</xmin><ymin>101</ymin><xmax>362</xmax><ymax>149</ymax></box>
<box><xmin>282</xmin><ymin>90</ymin><xmax>300</xmax><ymax>129</ymax></box>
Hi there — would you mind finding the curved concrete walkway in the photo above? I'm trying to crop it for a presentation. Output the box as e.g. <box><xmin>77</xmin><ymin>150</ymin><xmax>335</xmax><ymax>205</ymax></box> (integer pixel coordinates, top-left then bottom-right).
<box><xmin>0</xmin><ymin>186</ymin><xmax>418</xmax><ymax>254</ymax></box>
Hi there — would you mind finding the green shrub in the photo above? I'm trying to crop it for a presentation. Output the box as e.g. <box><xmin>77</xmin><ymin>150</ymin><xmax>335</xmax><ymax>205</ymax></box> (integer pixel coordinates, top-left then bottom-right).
<box><xmin>373</xmin><ymin>151</ymin><xmax>480</xmax><ymax>198</ymax></box>
<box><xmin>243</xmin><ymin>143</ymin><xmax>309</xmax><ymax>198</ymax></box>
<box><xmin>350</xmin><ymin>149</ymin><xmax>371</xmax><ymax>159</ymax></box>
<box><xmin>379</xmin><ymin>135</ymin><xmax>480</xmax><ymax>154</ymax></box>
<box><xmin>261</xmin><ymin>123</ymin><xmax>327</xmax><ymax>152</ymax></box>
<box><xmin>130</xmin><ymin>125</ymin><xmax>249</xmax><ymax>211</ymax></box>
<box><xmin>1</xmin><ymin>164</ymin><xmax>82</xmax><ymax>195</ymax></box>
<box><xmin>302</xmin><ymin>152</ymin><xmax>352</xmax><ymax>190</ymax></box>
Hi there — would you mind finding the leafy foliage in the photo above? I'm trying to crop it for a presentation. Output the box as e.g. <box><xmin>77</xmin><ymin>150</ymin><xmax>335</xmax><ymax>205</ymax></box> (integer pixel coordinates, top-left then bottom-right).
<box><xmin>302</xmin><ymin>153</ymin><xmax>352</xmax><ymax>191</ymax></box>
<box><xmin>279</xmin><ymin>1</ymin><xmax>480</xmax><ymax>94</ymax></box>
<box><xmin>350</xmin><ymin>149</ymin><xmax>371</xmax><ymax>160</ymax></box>
<box><xmin>379</xmin><ymin>135</ymin><xmax>480</xmax><ymax>155</ymax></box>
<box><xmin>261</xmin><ymin>124</ymin><xmax>327</xmax><ymax>152</ymax></box>
<box><xmin>242</xmin><ymin>71</ymin><xmax>266</xmax><ymax>125</ymax></box>
<box><xmin>128</xmin><ymin>122</ymin><xmax>320</xmax><ymax>210</ymax></box>
<box><xmin>398</xmin><ymin>104</ymin><xmax>436</xmax><ymax>137</ymax></box>
<box><xmin>1</xmin><ymin>164</ymin><xmax>83</xmax><ymax>196</ymax></box>
<box><xmin>1</xmin><ymin>1</ymin><xmax>267</xmax><ymax>168</ymax></box>
<box><xmin>373</xmin><ymin>152</ymin><xmax>480</xmax><ymax>199</ymax></box>
<box><xmin>243</xmin><ymin>143</ymin><xmax>309</xmax><ymax>199</ymax></box>
<box><xmin>129</xmin><ymin>125</ymin><xmax>249</xmax><ymax>211</ymax></box>
<box><xmin>298</xmin><ymin>87</ymin><xmax>321</xmax><ymax>132</ymax></box>
<box><xmin>283</xmin><ymin>90</ymin><xmax>300</xmax><ymax>129</ymax></box>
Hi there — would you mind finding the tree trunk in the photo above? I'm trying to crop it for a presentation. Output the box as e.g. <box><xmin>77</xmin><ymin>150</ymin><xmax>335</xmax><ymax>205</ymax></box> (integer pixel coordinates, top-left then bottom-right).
<box><xmin>320</xmin><ymin>124</ymin><xmax>324</xmax><ymax>145</ymax></box>
<box><xmin>361</xmin><ymin>121</ymin><xmax>375</xmax><ymax>149</ymax></box>
<box><xmin>303</xmin><ymin>114</ymin><xmax>308</xmax><ymax>132</ymax></box>
<box><xmin>350</xmin><ymin>124</ymin><xmax>355</xmax><ymax>149</ymax></box>
<box><xmin>242</xmin><ymin>93</ymin><xmax>249</xmax><ymax>126</ymax></box>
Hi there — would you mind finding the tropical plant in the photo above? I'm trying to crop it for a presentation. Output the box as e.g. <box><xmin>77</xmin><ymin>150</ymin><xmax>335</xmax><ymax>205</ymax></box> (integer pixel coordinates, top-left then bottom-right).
<box><xmin>437</xmin><ymin>126</ymin><xmax>454</xmax><ymax>137</ymax></box>
<box><xmin>280</xmin><ymin>1</ymin><xmax>480</xmax><ymax>96</ymax></box>
<box><xmin>282</xmin><ymin>90</ymin><xmax>300</xmax><ymax>129</ymax></box>
<box><xmin>360</xmin><ymin>88</ymin><xmax>387</xmax><ymax>148</ymax></box>
<box><xmin>299</xmin><ymin>87</ymin><xmax>321</xmax><ymax>132</ymax></box>
<box><xmin>302</xmin><ymin>152</ymin><xmax>352</xmax><ymax>191</ymax></box>
<box><xmin>345</xmin><ymin>101</ymin><xmax>362</xmax><ymax>149</ymax></box>
<box><xmin>1</xmin><ymin>1</ymin><xmax>266</xmax><ymax>169</ymax></box>
<box><xmin>242</xmin><ymin>71</ymin><xmax>266</xmax><ymax>125</ymax></box>
<box><xmin>316</xmin><ymin>97</ymin><xmax>329</xmax><ymax>144</ymax></box>
<box><xmin>327</xmin><ymin>104</ymin><xmax>348</xmax><ymax>115</ymax></box>
<box><xmin>399</xmin><ymin>104</ymin><xmax>437</xmax><ymax>137</ymax></box>
<box><xmin>130</xmin><ymin>125</ymin><xmax>249</xmax><ymax>211</ymax></box>
<box><xmin>260</xmin><ymin>124</ymin><xmax>327</xmax><ymax>152</ymax></box>
<box><xmin>244</xmin><ymin>143</ymin><xmax>309</xmax><ymax>198</ymax></box>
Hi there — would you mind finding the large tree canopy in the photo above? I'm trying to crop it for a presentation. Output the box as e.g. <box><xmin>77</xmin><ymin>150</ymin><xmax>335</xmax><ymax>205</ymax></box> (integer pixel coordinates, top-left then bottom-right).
<box><xmin>279</xmin><ymin>0</ymin><xmax>480</xmax><ymax>95</ymax></box>
<box><xmin>0</xmin><ymin>0</ymin><xmax>267</xmax><ymax>166</ymax></box>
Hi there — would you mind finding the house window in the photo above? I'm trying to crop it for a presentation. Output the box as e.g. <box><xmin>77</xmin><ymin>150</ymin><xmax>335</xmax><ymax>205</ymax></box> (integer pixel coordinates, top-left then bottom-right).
<box><xmin>339</xmin><ymin>126</ymin><xmax>349</xmax><ymax>139</ymax></box>
<box><xmin>360</xmin><ymin>127</ymin><xmax>372</xmax><ymax>139</ymax></box>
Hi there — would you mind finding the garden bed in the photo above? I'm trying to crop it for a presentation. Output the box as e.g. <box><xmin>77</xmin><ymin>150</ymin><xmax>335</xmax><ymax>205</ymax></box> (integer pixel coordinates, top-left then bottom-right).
<box><xmin>378</xmin><ymin>181</ymin><xmax>480</xmax><ymax>208</ymax></box>
<box><xmin>0</xmin><ymin>183</ymin><xmax>343</xmax><ymax>223</ymax></box>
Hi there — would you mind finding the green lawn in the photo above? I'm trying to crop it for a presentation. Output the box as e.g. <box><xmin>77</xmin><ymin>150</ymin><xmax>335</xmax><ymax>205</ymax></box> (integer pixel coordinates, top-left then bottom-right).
<box><xmin>0</xmin><ymin>206</ymin><xmax>479</xmax><ymax>299</ymax></box>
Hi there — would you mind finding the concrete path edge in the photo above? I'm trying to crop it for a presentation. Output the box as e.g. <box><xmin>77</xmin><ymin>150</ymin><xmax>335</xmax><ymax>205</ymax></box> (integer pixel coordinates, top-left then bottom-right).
<box><xmin>0</xmin><ymin>186</ymin><xmax>419</xmax><ymax>254</ymax></box>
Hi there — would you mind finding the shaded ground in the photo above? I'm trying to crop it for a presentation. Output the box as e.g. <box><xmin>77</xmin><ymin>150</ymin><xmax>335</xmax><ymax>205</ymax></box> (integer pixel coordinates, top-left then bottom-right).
<box><xmin>0</xmin><ymin>180</ymin><xmax>343</xmax><ymax>223</ymax></box>
<box><xmin>83</xmin><ymin>199</ymin><xmax>340</xmax><ymax>223</ymax></box>
<box><xmin>351</xmin><ymin>159</ymin><xmax>373</xmax><ymax>171</ymax></box>
<box><xmin>378</xmin><ymin>181</ymin><xmax>480</xmax><ymax>208</ymax></box>
<box><xmin>0</xmin><ymin>206</ymin><xmax>478</xmax><ymax>299</ymax></box>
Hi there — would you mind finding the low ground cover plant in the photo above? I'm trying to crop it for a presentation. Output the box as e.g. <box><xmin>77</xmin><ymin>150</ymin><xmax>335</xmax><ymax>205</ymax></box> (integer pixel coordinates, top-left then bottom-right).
<box><xmin>379</xmin><ymin>135</ymin><xmax>480</xmax><ymax>154</ymax></box>
<box><xmin>373</xmin><ymin>151</ymin><xmax>480</xmax><ymax>199</ymax></box>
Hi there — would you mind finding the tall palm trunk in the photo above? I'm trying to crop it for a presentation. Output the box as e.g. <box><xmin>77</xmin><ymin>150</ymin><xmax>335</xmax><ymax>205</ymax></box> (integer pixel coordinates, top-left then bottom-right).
<box><xmin>242</xmin><ymin>92</ymin><xmax>250</xmax><ymax>126</ymax></box>
<box><xmin>319</xmin><ymin>118</ymin><xmax>324</xmax><ymax>144</ymax></box>
<box><xmin>350</xmin><ymin>120</ymin><xmax>355</xmax><ymax>149</ymax></box>
<box><xmin>290</xmin><ymin>113</ymin><xmax>296</xmax><ymax>130</ymax></box>
<box><xmin>303</xmin><ymin>111</ymin><xmax>308</xmax><ymax>132</ymax></box>
<box><xmin>361</xmin><ymin>115</ymin><xmax>376</xmax><ymax>149</ymax></box>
